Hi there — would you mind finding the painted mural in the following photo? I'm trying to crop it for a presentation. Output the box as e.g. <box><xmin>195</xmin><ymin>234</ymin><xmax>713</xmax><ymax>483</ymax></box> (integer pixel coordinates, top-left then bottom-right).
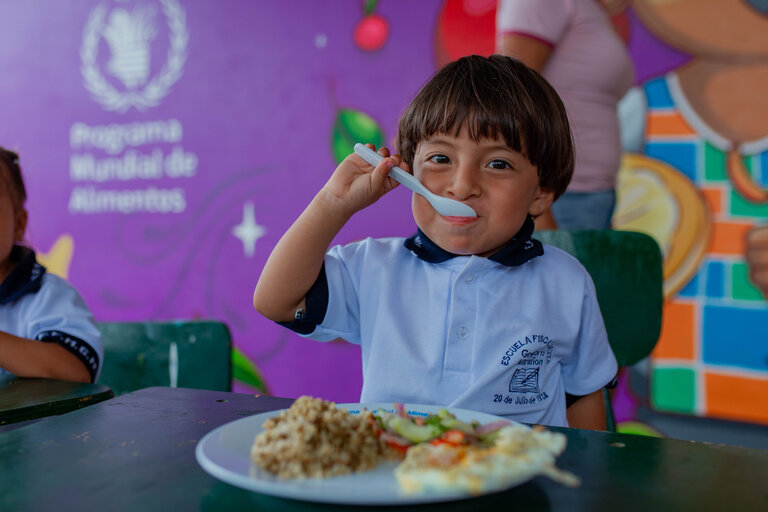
<box><xmin>615</xmin><ymin>0</ymin><xmax>768</xmax><ymax>426</ymax></box>
<box><xmin>0</xmin><ymin>0</ymin><xmax>765</xmax><ymax>428</ymax></box>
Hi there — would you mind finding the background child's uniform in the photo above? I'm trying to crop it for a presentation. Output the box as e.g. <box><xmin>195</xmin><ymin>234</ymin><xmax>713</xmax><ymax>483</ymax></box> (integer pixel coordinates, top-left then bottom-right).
<box><xmin>0</xmin><ymin>247</ymin><xmax>103</xmax><ymax>382</ymax></box>
<box><xmin>283</xmin><ymin>220</ymin><xmax>617</xmax><ymax>427</ymax></box>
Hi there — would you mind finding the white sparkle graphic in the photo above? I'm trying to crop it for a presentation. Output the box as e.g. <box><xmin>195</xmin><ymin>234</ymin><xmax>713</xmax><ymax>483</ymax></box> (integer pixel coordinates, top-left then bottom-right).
<box><xmin>314</xmin><ymin>33</ymin><xmax>328</xmax><ymax>48</ymax></box>
<box><xmin>232</xmin><ymin>202</ymin><xmax>266</xmax><ymax>258</ymax></box>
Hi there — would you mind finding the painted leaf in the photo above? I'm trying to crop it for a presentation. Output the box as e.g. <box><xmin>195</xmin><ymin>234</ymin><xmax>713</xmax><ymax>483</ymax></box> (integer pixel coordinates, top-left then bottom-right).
<box><xmin>331</xmin><ymin>108</ymin><xmax>384</xmax><ymax>164</ymax></box>
<box><xmin>232</xmin><ymin>347</ymin><xmax>269</xmax><ymax>394</ymax></box>
<box><xmin>364</xmin><ymin>0</ymin><xmax>378</xmax><ymax>16</ymax></box>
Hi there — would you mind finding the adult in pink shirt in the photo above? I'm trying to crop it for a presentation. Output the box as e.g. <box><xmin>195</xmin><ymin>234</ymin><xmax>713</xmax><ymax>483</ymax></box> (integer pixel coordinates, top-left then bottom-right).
<box><xmin>497</xmin><ymin>0</ymin><xmax>634</xmax><ymax>229</ymax></box>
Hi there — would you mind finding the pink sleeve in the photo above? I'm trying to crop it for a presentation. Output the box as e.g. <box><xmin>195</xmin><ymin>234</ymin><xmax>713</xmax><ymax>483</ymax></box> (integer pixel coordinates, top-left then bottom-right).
<box><xmin>496</xmin><ymin>0</ymin><xmax>572</xmax><ymax>48</ymax></box>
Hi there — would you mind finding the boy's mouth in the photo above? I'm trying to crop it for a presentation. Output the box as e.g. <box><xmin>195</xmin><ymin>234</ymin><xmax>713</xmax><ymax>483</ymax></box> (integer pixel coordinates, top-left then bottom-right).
<box><xmin>442</xmin><ymin>216</ymin><xmax>478</xmax><ymax>226</ymax></box>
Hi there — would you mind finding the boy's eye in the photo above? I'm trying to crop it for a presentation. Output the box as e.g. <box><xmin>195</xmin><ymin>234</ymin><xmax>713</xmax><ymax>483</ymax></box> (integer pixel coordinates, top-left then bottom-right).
<box><xmin>488</xmin><ymin>159</ymin><xmax>512</xmax><ymax>170</ymax></box>
<box><xmin>429</xmin><ymin>155</ymin><xmax>450</xmax><ymax>164</ymax></box>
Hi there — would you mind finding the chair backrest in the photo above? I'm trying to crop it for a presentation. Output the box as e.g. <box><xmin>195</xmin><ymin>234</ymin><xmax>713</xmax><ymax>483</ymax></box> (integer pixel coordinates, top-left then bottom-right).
<box><xmin>96</xmin><ymin>320</ymin><xmax>232</xmax><ymax>396</ymax></box>
<box><xmin>536</xmin><ymin>230</ymin><xmax>663</xmax><ymax>367</ymax></box>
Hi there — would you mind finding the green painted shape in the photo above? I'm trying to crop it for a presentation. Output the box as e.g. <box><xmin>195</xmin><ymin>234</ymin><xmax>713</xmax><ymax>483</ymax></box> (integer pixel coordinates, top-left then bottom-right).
<box><xmin>729</xmin><ymin>189</ymin><xmax>768</xmax><ymax>217</ymax></box>
<box><xmin>232</xmin><ymin>347</ymin><xmax>268</xmax><ymax>394</ymax></box>
<box><xmin>651</xmin><ymin>367</ymin><xmax>696</xmax><ymax>414</ymax></box>
<box><xmin>96</xmin><ymin>320</ymin><xmax>232</xmax><ymax>396</ymax></box>
<box><xmin>731</xmin><ymin>262</ymin><xmax>765</xmax><ymax>301</ymax></box>
<box><xmin>364</xmin><ymin>0</ymin><xmax>378</xmax><ymax>15</ymax></box>
<box><xmin>616</xmin><ymin>421</ymin><xmax>663</xmax><ymax>438</ymax></box>
<box><xmin>331</xmin><ymin>109</ymin><xmax>384</xmax><ymax>164</ymax></box>
<box><xmin>703</xmin><ymin>142</ymin><xmax>727</xmax><ymax>182</ymax></box>
<box><xmin>536</xmin><ymin>230</ymin><xmax>663</xmax><ymax>367</ymax></box>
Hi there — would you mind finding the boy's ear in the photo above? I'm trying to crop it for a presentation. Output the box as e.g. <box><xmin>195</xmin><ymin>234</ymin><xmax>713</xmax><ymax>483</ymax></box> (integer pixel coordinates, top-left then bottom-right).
<box><xmin>14</xmin><ymin>209</ymin><xmax>27</xmax><ymax>242</ymax></box>
<box><xmin>529</xmin><ymin>187</ymin><xmax>555</xmax><ymax>217</ymax></box>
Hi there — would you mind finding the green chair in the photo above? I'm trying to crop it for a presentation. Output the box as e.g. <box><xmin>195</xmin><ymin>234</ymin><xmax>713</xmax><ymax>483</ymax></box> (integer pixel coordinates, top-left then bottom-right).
<box><xmin>536</xmin><ymin>230</ymin><xmax>664</xmax><ymax>431</ymax></box>
<box><xmin>96</xmin><ymin>320</ymin><xmax>232</xmax><ymax>396</ymax></box>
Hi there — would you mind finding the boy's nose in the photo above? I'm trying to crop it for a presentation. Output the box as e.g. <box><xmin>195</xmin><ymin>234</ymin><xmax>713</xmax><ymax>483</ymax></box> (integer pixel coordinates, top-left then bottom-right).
<box><xmin>446</xmin><ymin>164</ymin><xmax>481</xmax><ymax>200</ymax></box>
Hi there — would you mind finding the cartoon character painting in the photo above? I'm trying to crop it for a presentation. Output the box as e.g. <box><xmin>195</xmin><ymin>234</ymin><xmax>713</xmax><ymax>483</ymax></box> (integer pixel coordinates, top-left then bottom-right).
<box><xmin>616</xmin><ymin>0</ymin><xmax>768</xmax><ymax>425</ymax></box>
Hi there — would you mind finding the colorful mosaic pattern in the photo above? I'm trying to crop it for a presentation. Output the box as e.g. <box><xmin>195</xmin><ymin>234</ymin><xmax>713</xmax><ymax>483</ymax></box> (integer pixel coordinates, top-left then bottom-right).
<box><xmin>643</xmin><ymin>76</ymin><xmax>768</xmax><ymax>425</ymax></box>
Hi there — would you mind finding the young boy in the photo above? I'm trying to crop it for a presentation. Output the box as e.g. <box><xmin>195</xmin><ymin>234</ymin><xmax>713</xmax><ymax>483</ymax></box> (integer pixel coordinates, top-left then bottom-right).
<box><xmin>254</xmin><ymin>55</ymin><xmax>617</xmax><ymax>429</ymax></box>
<box><xmin>0</xmin><ymin>147</ymin><xmax>102</xmax><ymax>383</ymax></box>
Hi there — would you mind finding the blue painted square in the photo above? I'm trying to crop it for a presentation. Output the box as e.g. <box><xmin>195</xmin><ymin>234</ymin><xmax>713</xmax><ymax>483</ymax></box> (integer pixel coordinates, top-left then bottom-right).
<box><xmin>702</xmin><ymin>305</ymin><xmax>768</xmax><ymax>372</ymax></box>
<box><xmin>677</xmin><ymin>270</ymin><xmax>700</xmax><ymax>298</ymax></box>
<box><xmin>759</xmin><ymin>152</ymin><xmax>768</xmax><ymax>186</ymax></box>
<box><xmin>646</xmin><ymin>143</ymin><xmax>698</xmax><ymax>181</ymax></box>
<box><xmin>644</xmin><ymin>78</ymin><xmax>674</xmax><ymax>109</ymax></box>
<box><xmin>705</xmin><ymin>261</ymin><xmax>725</xmax><ymax>298</ymax></box>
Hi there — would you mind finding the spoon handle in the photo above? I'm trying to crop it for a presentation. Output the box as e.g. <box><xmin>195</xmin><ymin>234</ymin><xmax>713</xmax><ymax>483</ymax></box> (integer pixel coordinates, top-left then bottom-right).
<box><xmin>353</xmin><ymin>143</ymin><xmax>477</xmax><ymax>218</ymax></box>
<box><xmin>353</xmin><ymin>144</ymin><xmax>430</xmax><ymax>198</ymax></box>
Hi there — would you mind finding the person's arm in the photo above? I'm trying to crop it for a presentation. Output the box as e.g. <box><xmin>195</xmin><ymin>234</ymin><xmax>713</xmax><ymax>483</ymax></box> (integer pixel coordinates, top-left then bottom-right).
<box><xmin>746</xmin><ymin>225</ymin><xmax>768</xmax><ymax>299</ymax></box>
<box><xmin>253</xmin><ymin>146</ymin><xmax>400</xmax><ymax>322</ymax></box>
<box><xmin>497</xmin><ymin>33</ymin><xmax>552</xmax><ymax>73</ymax></box>
<box><xmin>0</xmin><ymin>331</ymin><xmax>91</xmax><ymax>382</ymax></box>
<box><xmin>498</xmin><ymin>34</ymin><xmax>559</xmax><ymax>228</ymax></box>
<box><xmin>566</xmin><ymin>389</ymin><xmax>606</xmax><ymax>430</ymax></box>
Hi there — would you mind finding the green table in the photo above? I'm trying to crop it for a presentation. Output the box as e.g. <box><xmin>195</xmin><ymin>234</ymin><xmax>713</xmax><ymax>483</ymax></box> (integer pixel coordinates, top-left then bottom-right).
<box><xmin>0</xmin><ymin>374</ymin><xmax>113</xmax><ymax>426</ymax></box>
<box><xmin>1</xmin><ymin>387</ymin><xmax>766</xmax><ymax>511</ymax></box>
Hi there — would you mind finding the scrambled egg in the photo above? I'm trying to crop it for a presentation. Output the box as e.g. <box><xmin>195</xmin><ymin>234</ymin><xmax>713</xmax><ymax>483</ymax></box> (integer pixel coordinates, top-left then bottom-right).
<box><xmin>394</xmin><ymin>425</ymin><xmax>579</xmax><ymax>495</ymax></box>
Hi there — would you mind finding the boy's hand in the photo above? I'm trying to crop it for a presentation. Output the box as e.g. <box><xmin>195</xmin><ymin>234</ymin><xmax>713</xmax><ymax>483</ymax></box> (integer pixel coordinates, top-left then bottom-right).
<box><xmin>319</xmin><ymin>144</ymin><xmax>402</xmax><ymax>217</ymax></box>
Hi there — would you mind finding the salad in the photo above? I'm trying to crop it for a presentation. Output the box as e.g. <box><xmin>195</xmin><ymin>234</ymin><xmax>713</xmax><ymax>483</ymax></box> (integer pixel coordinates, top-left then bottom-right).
<box><xmin>372</xmin><ymin>403</ymin><xmax>511</xmax><ymax>455</ymax></box>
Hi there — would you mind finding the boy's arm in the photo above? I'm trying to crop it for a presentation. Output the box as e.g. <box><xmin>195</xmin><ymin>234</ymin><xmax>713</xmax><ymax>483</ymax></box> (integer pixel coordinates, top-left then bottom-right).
<box><xmin>253</xmin><ymin>146</ymin><xmax>400</xmax><ymax>323</ymax></box>
<box><xmin>565</xmin><ymin>389</ymin><xmax>606</xmax><ymax>430</ymax></box>
<box><xmin>0</xmin><ymin>331</ymin><xmax>92</xmax><ymax>382</ymax></box>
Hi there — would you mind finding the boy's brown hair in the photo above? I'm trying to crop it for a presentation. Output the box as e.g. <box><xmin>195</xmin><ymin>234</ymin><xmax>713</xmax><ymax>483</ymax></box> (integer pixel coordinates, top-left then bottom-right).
<box><xmin>0</xmin><ymin>147</ymin><xmax>27</xmax><ymax>211</ymax></box>
<box><xmin>396</xmin><ymin>55</ymin><xmax>574</xmax><ymax>199</ymax></box>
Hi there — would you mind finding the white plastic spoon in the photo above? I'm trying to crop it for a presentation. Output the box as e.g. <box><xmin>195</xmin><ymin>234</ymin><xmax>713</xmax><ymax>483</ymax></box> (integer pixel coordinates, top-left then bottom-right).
<box><xmin>353</xmin><ymin>143</ymin><xmax>477</xmax><ymax>218</ymax></box>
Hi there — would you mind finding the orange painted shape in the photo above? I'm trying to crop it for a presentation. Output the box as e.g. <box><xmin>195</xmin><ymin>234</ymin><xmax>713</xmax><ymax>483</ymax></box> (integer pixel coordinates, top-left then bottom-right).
<box><xmin>708</xmin><ymin>221</ymin><xmax>751</xmax><ymax>256</ymax></box>
<box><xmin>705</xmin><ymin>372</ymin><xmax>768</xmax><ymax>425</ymax></box>
<box><xmin>646</xmin><ymin>112</ymin><xmax>697</xmax><ymax>138</ymax></box>
<box><xmin>652</xmin><ymin>301</ymin><xmax>695</xmax><ymax>361</ymax></box>
<box><xmin>700</xmin><ymin>188</ymin><xmax>723</xmax><ymax>215</ymax></box>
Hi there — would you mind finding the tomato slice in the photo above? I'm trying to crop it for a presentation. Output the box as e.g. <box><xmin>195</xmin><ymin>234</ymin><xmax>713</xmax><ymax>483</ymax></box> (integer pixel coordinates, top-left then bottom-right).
<box><xmin>385</xmin><ymin>439</ymin><xmax>410</xmax><ymax>455</ymax></box>
<box><xmin>429</xmin><ymin>429</ymin><xmax>467</xmax><ymax>446</ymax></box>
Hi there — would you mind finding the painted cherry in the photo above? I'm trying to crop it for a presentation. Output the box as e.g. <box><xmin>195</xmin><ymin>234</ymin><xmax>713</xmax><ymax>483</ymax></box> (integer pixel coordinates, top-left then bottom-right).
<box><xmin>354</xmin><ymin>13</ymin><xmax>389</xmax><ymax>51</ymax></box>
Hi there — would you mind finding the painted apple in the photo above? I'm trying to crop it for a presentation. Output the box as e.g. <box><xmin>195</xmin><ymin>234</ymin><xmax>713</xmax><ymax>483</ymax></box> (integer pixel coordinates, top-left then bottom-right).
<box><xmin>434</xmin><ymin>0</ymin><xmax>496</xmax><ymax>68</ymax></box>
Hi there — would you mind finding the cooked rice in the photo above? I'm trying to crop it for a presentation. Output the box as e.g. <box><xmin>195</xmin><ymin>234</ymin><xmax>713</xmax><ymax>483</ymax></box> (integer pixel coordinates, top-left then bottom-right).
<box><xmin>250</xmin><ymin>396</ymin><xmax>387</xmax><ymax>479</ymax></box>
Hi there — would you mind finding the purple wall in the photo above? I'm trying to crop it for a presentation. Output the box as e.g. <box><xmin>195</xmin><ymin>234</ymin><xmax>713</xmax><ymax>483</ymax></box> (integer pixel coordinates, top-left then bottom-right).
<box><xmin>0</xmin><ymin>0</ymin><xmax>450</xmax><ymax>401</ymax></box>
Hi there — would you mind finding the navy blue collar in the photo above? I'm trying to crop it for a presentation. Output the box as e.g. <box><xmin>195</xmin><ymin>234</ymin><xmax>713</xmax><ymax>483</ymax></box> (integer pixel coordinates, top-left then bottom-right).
<box><xmin>0</xmin><ymin>246</ymin><xmax>46</xmax><ymax>305</ymax></box>
<box><xmin>404</xmin><ymin>215</ymin><xmax>543</xmax><ymax>267</ymax></box>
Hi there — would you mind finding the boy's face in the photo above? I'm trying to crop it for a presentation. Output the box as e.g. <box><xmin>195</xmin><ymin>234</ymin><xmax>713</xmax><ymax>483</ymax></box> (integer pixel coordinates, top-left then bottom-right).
<box><xmin>411</xmin><ymin>127</ymin><xmax>553</xmax><ymax>257</ymax></box>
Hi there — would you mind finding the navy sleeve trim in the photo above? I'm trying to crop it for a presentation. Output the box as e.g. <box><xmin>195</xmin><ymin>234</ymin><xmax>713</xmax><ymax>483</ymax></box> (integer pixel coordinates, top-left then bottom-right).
<box><xmin>565</xmin><ymin>376</ymin><xmax>618</xmax><ymax>408</ymax></box>
<box><xmin>36</xmin><ymin>330</ymin><xmax>100</xmax><ymax>382</ymax></box>
<box><xmin>565</xmin><ymin>393</ymin><xmax>583</xmax><ymax>408</ymax></box>
<box><xmin>277</xmin><ymin>263</ymin><xmax>329</xmax><ymax>335</ymax></box>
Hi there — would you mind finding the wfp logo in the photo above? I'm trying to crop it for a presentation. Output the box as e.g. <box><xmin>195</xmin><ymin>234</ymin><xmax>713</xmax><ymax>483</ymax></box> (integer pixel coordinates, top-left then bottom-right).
<box><xmin>81</xmin><ymin>0</ymin><xmax>188</xmax><ymax>112</ymax></box>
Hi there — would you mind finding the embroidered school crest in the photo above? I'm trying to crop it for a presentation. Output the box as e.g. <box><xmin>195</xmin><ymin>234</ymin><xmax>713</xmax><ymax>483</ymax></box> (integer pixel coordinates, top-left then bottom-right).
<box><xmin>509</xmin><ymin>367</ymin><xmax>540</xmax><ymax>393</ymax></box>
<box><xmin>494</xmin><ymin>334</ymin><xmax>554</xmax><ymax>406</ymax></box>
<box><xmin>81</xmin><ymin>0</ymin><xmax>188</xmax><ymax>112</ymax></box>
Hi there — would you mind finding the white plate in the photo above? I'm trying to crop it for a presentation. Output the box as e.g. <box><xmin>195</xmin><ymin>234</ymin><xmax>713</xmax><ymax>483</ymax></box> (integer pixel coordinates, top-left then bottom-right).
<box><xmin>195</xmin><ymin>403</ymin><xmax>531</xmax><ymax>505</ymax></box>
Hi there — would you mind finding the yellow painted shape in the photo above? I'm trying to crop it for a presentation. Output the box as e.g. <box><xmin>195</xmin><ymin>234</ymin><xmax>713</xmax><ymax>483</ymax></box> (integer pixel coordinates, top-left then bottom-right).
<box><xmin>36</xmin><ymin>234</ymin><xmax>74</xmax><ymax>279</ymax></box>
<box><xmin>613</xmin><ymin>153</ymin><xmax>711</xmax><ymax>299</ymax></box>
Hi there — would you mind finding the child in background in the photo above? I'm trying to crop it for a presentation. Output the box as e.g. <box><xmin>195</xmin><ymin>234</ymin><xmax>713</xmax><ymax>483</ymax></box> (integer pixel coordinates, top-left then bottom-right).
<box><xmin>0</xmin><ymin>147</ymin><xmax>102</xmax><ymax>383</ymax></box>
<box><xmin>254</xmin><ymin>55</ymin><xmax>617</xmax><ymax>429</ymax></box>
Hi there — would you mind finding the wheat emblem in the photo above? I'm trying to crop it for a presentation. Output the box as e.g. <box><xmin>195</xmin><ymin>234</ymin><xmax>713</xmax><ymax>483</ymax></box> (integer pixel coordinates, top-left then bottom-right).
<box><xmin>81</xmin><ymin>0</ymin><xmax>188</xmax><ymax>113</ymax></box>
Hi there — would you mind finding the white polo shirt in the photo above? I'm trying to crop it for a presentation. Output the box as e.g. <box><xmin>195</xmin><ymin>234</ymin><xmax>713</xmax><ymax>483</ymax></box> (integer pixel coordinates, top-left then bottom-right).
<box><xmin>0</xmin><ymin>247</ymin><xmax>103</xmax><ymax>382</ymax></box>
<box><xmin>289</xmin><ymin>230</ymin><xmax>617</xmax><ymax>427</ymax></box>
